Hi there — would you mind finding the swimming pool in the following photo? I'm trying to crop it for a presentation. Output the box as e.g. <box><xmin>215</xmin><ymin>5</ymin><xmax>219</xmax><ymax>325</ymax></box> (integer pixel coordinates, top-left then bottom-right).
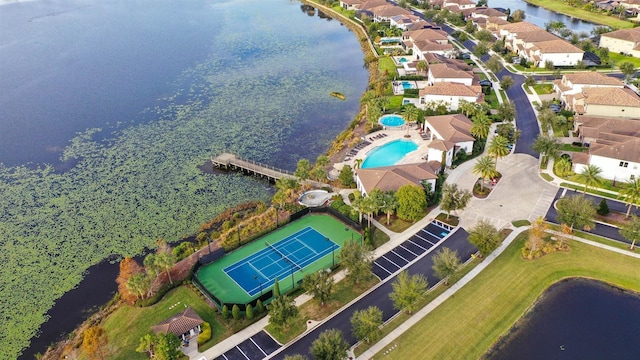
<box><xmin>361</xmin><ymin>139</ymin><xmax>418</xmax><ymax>169</ymax></box>
<box><xmin>399</xmin><ymin>57</ymin><xmax>408</xmax><ymax>63</ymax></box>
<box><xmin>379</xmin><ymin>114</ymin><xmax>405</xmax><ymax>127</ymax></box>
<box><xmin>402</xmin><ymin>81</ymin><xmax>416</xmax><ymax>90</ymax></box>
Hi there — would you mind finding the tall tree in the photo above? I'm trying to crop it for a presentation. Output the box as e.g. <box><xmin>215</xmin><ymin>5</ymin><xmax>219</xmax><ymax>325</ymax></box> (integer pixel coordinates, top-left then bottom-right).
<box><xmin>338</xmin><ymin>165</ymin><xmax>355</xmax><ymax>188</ymax></box>
<box><xmin>532</xmin><ymin>134</ymin><xmax>561</xmax><ymax>165</ymax></box>
<box><xmin>310</xmin><ymin>329</ymin><xmax>349</xmax><ymax>360</ymax></box>
<box><xmin>127</xmin><ymin>272</ymin><xmax>152</xmax><ymax>299</ymax></box>
<box><xmin>350</xmin><ymin>193</ymin><xmax>365</xmax><ymax>223</ymax></box>
<box><xmin>487</xmin><ymin>135</ymin><xmax>510</xmax><ymax>166</ymax></box>
<box><xmin>485</xmin><ymin>55</ymin><xmax>503</xmax><ymax>74</ymax></box>
<box><xmin>416</xmin><ymin>60</ymin><xmax>428</xmax><ymax>76</ymax></box>
<box><xmin>619</xmin><ymin>215</ymin><xmax>640</xmax><ymax>250</ymax></box>
<box><xmin>294</xmin><ymin>159</ymin><xmax>311</xmax><ymax>181</ymax></box>
<box><xmin>389</xmin><ymin>271</ymin><xmax>428</xmax><ymax>314</ymax></box>
<box><xmin>268</xmin><ymin>295</ymin><xmax>298</xmax><ymax>330</ymax></box>
<box><xmin>154</xmin><ymin>333</ymin><xmax>181</xmax><ymax>360</ymax></box>
<box><xmin>361</xmin><ymin>195</ymin><xmax>378</xmax><ymax>227</ymax></box>
<box><xmin>575</xmin><ymin>164</ymin><xmax>603</xmax><ymax>194</ymax></box>
<box><xmin>302</xmin><ymin>270</ymin><xmax>334</xmax><ymax>306</ymax></box>
<box><xmin>351</xmin><ymin>306</ymin><xmax>383</xmax><ymax>344</ymax></box>
<box><xmin>468</xmin><ymin>220</ymin><xmax>501</xmax><ymax>256</ymax></box>
<box><xmin>431</xmin><ymin>247</ymin><xmax>460</xmax><ymax>285</ymax></box>
<box><xmin>136</xmin><ymin>334</ymin><xmax>155</xmax><ymax>359</ymax></box>
<box><xmin>525</xmin><ymin>216</ymin><xmax>548</xmax><ymax>259</ymax></box>
<box><xmin>472</xmin><ymin>156</ymin><xmax>499</xmax><ymax>191</ymax></box>
<box><xmin>470</xmin><ymin>113</ymin><xmax>492</xmax><ymax>140</ymax></box>
<box><xmin>82</xmin><ymin>326</ymin><xmax>108</xmax><ymax>360</ymax></box>
<box><xmin>619</xmin><ymin>61</ymin><xmax>636</xmax><ymax>80</ymax></box>
<box><xmin>619</xmin><ymin>178</ymin><xmax>640</xmax><ymax>218</ymax></box>
<box><xmin>381</xmin><ymin>191</ymin><xmax>399</xmax><ymax>226</ymax></box>
<box><xmin>497</xmin><ymin>101</ymin><xmax>516</xmax><ymax>122</ymax></box>
<box><xmin>116</xmin><ymin>256</ymin><xmax>143</xmax><ymax>304</ymax></box>
<box><xmin>339</xmin><ymin>240</ymin><xmax>374</xmax><ymax>284</ymax></box>
<box><xmin>556</xmin><ymin>195</ymin><xmax>596</xmax><ymax>231</ymax></box>
<box><xmin>440</xmin><ymin>183</ymin><xmax>472</xmax><ymax>219</ymax></box>
<box><xmin>395</xmin><ymin>184</ymin><xmax>427</xmax><ymax>221</ymax></box>
<box><xmin>511</xmin><ymin>9</ymin><xmax>525</xmax><ymax>22</ymax></box>
<box><xmin>499</xmin><ymin>75</ymin><xmax>514</xmax><ymax>90</ymax></box>
<box><xmin>154</xmin><ymin>251</ymin><xmax>176</xmax><ymax>285</ymax></box>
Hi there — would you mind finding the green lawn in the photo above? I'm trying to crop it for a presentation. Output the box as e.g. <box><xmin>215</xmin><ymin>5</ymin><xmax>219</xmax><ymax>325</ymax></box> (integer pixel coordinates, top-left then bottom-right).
<box><xmin>531</xmin><ymin>83</ymin><xmax>554</xmax><ymax>95</ymax></box>
<box><xmin>560</xmin><ymin>143</ymin><xmax>586</xmax><ymax>152</ymax></box>
<box><xmin>524</xmin><ymin>0</ymin><xmax>634</xmax><ymax>29</ymax></box>
<box><xmin>608</xmin><ymin>52</ymin><xmax>640</xmax><ymax>68</ymax></box>
<box><xmin>378</xmin><ymin>56</ymin><xmax>398</xmax><ymax>76</ymax></box>
<box><xmin>376</xmin><ymin>232</ymin><xmax>640</xmax><ymax>359</ymax></box>
<box><xmin>102</xmin><ymin>286</ymin><xmax>224</xmax><ymax>360</ymax></box>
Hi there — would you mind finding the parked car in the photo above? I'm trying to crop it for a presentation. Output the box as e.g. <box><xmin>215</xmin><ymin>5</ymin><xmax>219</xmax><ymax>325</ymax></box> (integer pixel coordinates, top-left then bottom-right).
<box><xmin>479</xmin><ymin>79</ymin><xmax>492</xmax><ymax>87</ymax></box>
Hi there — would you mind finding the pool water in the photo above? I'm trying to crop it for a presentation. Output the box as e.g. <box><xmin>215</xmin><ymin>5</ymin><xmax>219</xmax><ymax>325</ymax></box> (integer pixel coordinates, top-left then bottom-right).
<box><xmin>402</xmin><ymin>81</ymin><xmax>415</xmax><ymax>90</ymax></box>
<box><xmin>399</xmin><ymin>57</ymin><xmax>408</xmax><ymax>63</ymax></box>
<box><xmin>379</xmin><ymin>114</ymin><xmax>405</xmax><ymax>127</ymax></box>
<box><xmin>361</xmin><ymin>139</ymin><xmax>418</xmax><ymax>169</ymax></box>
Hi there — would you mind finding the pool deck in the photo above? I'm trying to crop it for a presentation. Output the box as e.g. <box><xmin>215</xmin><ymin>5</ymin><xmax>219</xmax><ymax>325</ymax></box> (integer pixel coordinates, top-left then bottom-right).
<box><xmin>334</xmin><ymin>127</ymin><xmax>433</xmax><ymax>173</ymax></box>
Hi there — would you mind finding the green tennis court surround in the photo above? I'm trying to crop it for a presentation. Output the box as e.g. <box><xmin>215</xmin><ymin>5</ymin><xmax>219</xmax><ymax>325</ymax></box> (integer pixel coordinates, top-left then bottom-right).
<box><xmin>195</xmin><ymin>214</ymin><xmax>361</xmax><ymax>308</ymax></box>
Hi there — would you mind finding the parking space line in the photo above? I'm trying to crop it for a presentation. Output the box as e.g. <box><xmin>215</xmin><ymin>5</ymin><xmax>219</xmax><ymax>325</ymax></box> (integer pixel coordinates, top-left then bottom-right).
<box><xmin>391</xmin><ymin>249</ymin><xmax>410</xmax><ymax>263</ymax></box>
<box><xmin>382</xmin><ymin>255</ymin><xmax>402</xmax><ymax>269</ymax></box>
<box><xmin>374</xmin><ymin>261</ymin><xmax>393</xmax><ymax>274</ymax></box>
<box><xmin>221</xmin><ymin>353</ymin><xmax>229</xmax><ymax>360</ymax></box>
<box><xmin>414</xmin><ymin>233</ymin><xmax>436</xmax><ymax>245</ymax></box>
<box><xmin>420</xmin><ymin>228</ymin><xmax>441</xmax><ymax>240</ymax></box>
<box><xmin>408</xmin><ymin>239</ymin><xmax>429</xmax><ymax>251</ymax></box>
<box><xmin>250</xmin><ymin>337</ymin><xmax>268</xmax><ymax>357</ymax></box>
<box><xmin>237</xmin><ymin>346</ymin><xmax>250</xmax><ymax>360</ymax></box>
<box><xmin>399</xmin><ymin>244</ymin><xmax>419</xmax><ymax>257</ymax></box>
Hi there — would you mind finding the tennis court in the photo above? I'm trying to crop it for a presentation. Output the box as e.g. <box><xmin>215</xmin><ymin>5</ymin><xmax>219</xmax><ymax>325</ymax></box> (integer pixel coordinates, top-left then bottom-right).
<box><xmin>224</xmin><ymin>227</ymin><xmax>338</xmax><ymax>296</ymax></box>
<box><xmin>195</xmin><ymin>214</ymin><xmax>361</xmax><ymax>306</ymax></box>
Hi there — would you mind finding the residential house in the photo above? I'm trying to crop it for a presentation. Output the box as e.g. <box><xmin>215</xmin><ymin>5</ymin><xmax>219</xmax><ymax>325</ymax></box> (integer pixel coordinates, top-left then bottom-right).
<box><xmin>553</xmin><ymin>72</ymin><xmax>625</xmax><ymax>105</ymax></box>
<box><xmin>570</xmin><ymin>87</ymin><xmax>640</xmax><ymax>118</ymax></box>
<box><xmin>402</xmin><ymin>28</ymin><xmax>454</xmax><ymax>59</ymax></box>
<box><xmin>421</xmin><ymin>113</ymin><xmax>475</xmax><ymax>166</ymax></box>
<box><xmin>572</xmin><ymin>115</ymin><xmax>640</xmax><ymax>181</ymax></box>
<box><xmin>390</xmin><ymin>14</ymin><xmax>422</xmax><ymax>31</ymax></box>
<box><xmin>340</xmin><ymin>0</ymin><xmax>366</xmax><ymax>10</ymax></box>
<box><xmin>427</xmin><ymin>62</ymin><xmax>475</xmax><ymax>86</ymax></box>
<box><xmin>468</xmin><ymin>7</ymin><xmax>507</xmax><ymax>20</ymax></box>
<box><xmin>599</xmin><ymin>27</ymin><xmax>640</xmax><ymax>57</ymax></box>
<box><xmin>366</xmin><ymin>4</ymin><xmax>414</xmax><ymax>22</ymax></box>
<box><xmin>152</xmin><ymin>307</ymin><xmax>204</xmax><ymax>343</ymax></box>
<box><xmin>419</xmin><ymin>83</ymin><xmax>483</xmax><ymax>112</ymax></box>
<box><xmin>481</xmin><ymin>16</ymin><xmax>509</xmax><ymax>31</ymax></box>
<box><xmin>442</xmin><ymin>0</ymin><xmax>476</xmax><ymax>12</ymax></box>
<box><xmin>355</xmin><ymin>162</ymin><xmax>440</xmax><ymax>196</ymax></box>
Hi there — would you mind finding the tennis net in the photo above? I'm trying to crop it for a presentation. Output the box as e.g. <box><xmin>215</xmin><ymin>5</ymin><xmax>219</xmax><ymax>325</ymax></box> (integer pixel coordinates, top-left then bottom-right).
<box><xmin>265</xmin><ymin>240</ymin><xmax>302</xmax><ymax>270</ymax></box>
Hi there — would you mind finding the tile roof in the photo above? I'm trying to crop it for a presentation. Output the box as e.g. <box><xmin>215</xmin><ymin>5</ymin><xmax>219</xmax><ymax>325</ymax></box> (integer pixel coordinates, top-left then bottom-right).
<box><xmin>370</xmin><ymin>4</ymin><xmax>413</xmax><ymax>17</ymax></box>
<box><xmin>424</xmin><ymin>113</ymin><xmax>475</xmax><ymax>143</ymax></box>
<box><xmin>473</xmin><ymin>7</ymin><xmax>506</xmax><ymax>17</ymax></box>
<box><xmin>406</xmin><ymin>28</ymin><xmax>449</xmax><ymax>42</ymax></box>
<box><xmin>356</xmin><ymin>162</ymin><xmax>438</xmax><ymax>194</ymax></box>
<box><xmin>499</xmin><ymin>21</ymin><xmax>542</xmax><ymax>33</ymax></box>
<box><xmin>152</xmin><ymin>307</ymin><xmax>203</xmax><ymax>337</ymax></box>
<box><xmin>576</xmin><ymin>115</ymin><xmax>640</xmax><ymax>163</ymax></box>
<box><xmin>515</xmin><ymin>31</ymin><xmax>559</xmax><ymax>43</ymax></box>
<box><xmin>562</xmin><ymin>72</ymin><xmax>625</xmax><ymax>86</ymax></box>
<box><xmin>420</xmin><ymin>82</ymin><xmax>481</xmax><ymax>97</ymax></box>
<box><xmin>530</xmin><ymin>39</ymin><xmax>583</xmax><ymax>54</ymax></box>
<box><xmin>358</xmin><ymin>0</ymin><xmax>389</xmax><ymax>10</ymax></box>
<box><xmin>601</xmin><ymin>27</ymin><xmax>640</xmax><ymax>43</ymax></box>
<box><xmin>414</xmin><ymin>40</ymin><xmax>454</xmax><ymax>52</ymax></box>
<box><xmin>582</xmin><ymin>87</ymin><xmax>640</xmax><ymax>107</ymax></box>
<box><xmin>428</xmin><ymin>63</ymin><xmax>475</xmax><ymax>80</ymax></box>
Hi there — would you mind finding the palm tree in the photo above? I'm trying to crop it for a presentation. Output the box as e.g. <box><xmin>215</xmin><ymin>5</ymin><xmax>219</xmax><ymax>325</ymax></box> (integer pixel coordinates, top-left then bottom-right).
<box><xmin>402</xmin><ymin>104</ymin><xmax>419</xmax><ymax>123</ymax></box>
<box><xmin>472</xmin><ymin>156</ymin><xmax>499</xmax><ymax>191</ymax></box>
<box><xmin>416</xmin><ymin>60</ymin><xmax>428</xmax><ymax>76</ymax></box>
<box><xmin>619</xmin><ymin>178</ymin><xmax>640</xmax><ymax>218</ymax></box>
<box><xmin>575</xmin><ymin>164</ymin><xmax>603</xmax><ymax>194</ymax></box>
<box><xmin>381</xmin><ymin>192</ymin><xmax>399</xmax><ymax>225</ymax></box>
<box><xmin>470</xmin><ymin>113</ymin><xmax>492</xmax><ymax>139</ymax></box>
<box><xmin>458</xmin><ymin>100</ymin><xmax>476</xmax><ymax>117</ymax></box>
<box><xmin>532</xmin><ymin>134</ymin><xmax>561</xmax><ymax>165</ymax></box>
<box><xmin>487</xmin><ymin>135</ymin><xmax>511</xmax><ymax>165</ymax></box>
<box><xmin>154</xmin><ymin>252</ymin><xmax>176</xmax><ymax>285</ymax></box>
<box><xmin>351</xmin><ymin>195</ymin><xmax>365</xmax><ymax>224</ymax></box>
<box><xmin>353</xmin><ymin>158</ymin><xmax>363</xmax><ymax>169</ymax></box>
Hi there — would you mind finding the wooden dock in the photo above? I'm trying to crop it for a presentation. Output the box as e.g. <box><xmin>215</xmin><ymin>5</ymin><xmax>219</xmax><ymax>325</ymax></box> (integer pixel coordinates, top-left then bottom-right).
<box><xmin>211</xmin><ymin>153</ymin><xmax>295</xmax><ymax>182</ymax></box>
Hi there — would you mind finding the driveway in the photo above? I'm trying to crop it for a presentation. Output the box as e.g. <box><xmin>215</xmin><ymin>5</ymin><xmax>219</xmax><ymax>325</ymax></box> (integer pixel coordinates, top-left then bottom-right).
<box><xmin>449</xmin><ymin>153</ymin><xmax>557</xmax><ymax>230</ymax></box>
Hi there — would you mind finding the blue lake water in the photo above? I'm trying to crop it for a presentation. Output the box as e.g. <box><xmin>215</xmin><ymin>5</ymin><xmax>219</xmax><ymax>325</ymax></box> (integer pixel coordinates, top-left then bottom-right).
<box><xmin>487</xmin><ymin>278</ymin><xmax>640</xmax><ymax>359</ymax></box>
<box><xmin>0</xmin><ymin>0</ymin><xmax>369</xmax><ymax>358</ymax></box>
<box><xmin>489</xmin><ymin>0</ymin><xmax>601</xmax><ymax>33</ymax></box>
<box><xmin>361</xmin><ymin>139</ymin><xmax>418</xmax><ymax>168</ymax></box>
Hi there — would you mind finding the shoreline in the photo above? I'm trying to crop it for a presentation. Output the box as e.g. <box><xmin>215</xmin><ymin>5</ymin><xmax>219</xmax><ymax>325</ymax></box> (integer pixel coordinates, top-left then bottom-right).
<box><xmin>523</xmin><ymin>0</ymin><xmax>635</xmax><ymax>29</ymax></box>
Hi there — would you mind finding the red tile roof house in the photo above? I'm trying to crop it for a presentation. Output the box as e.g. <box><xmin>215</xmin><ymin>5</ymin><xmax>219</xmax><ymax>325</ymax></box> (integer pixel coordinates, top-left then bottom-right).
<box><xmin>421</xmin><ymin>113</ymin><xmax>476</xmax><ymax>166</ymax></box>
<box><xmin>151</xmin><ymin>307</ymin><xmax>204</xmax><ymax>343</ymax></box>
<box><xmin>599</xmin><ymin>26</ymin><xmax>640</xmax><ymax>58</ymax></box>
<box><xmin>367</xmin><ymin>4</ymin><xmax>414</xmax><ymax>22</ymax></box>
<box><xmin>402</xmin><ymin>28</ymin><xmax>454</xmax><ymax>59</ymax></box>
<box><xmin>572</xmin><ymin>115</ymin><xmax>640</xmax><ymax>182</ymax></box>
<box><xmin>427</xmin><ymin>62</ymin><xmax>476</xmax><ymax>86</ymax></box>
<box><xmin>569</xmin><ymin>87</ymin><xmax>640</xmax><ymax>118</ymax></box>
<box><xmin>553</xmin><ymin>72</ymin><xmax>625</xmax><ymax>106</ymax></box>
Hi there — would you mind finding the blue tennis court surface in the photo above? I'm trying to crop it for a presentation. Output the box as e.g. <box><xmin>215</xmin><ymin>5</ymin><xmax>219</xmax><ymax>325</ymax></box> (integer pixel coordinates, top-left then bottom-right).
<box><xmin>224</xmin><ymin>227</ymin><xmax>338</xmax><ymax>296</ymax></box>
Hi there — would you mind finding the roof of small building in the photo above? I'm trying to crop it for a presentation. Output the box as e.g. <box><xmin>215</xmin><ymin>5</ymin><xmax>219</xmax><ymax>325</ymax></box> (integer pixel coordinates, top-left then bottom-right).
<box><xmin>424</xmin><ymin>113</ymin><xmax>475</xmax><ymax>143</ymax></box>
<box><xmin>473</xmin><ymin>7</ymin><xmax>507</xmax><ymax>17</ymax></box>
<box><xmin>356</xmin><ymin>162</ymin><xmax>439</xmax><ymax>194</ymax></box>
<box><xmin>499</xmin><ymin>21</ymin><xmax>542</xmax><ymax>34</ymax></box>
<box><xmin>414</xmin><ymin>40</ymin><xmax>454</xmax><ymax>52</ymax></box>
<box><xmin>583</xmin><ymin>87</ymin><xmax>640</xmax><ymax>107</ymax></box>
<box><xmin>601</xmin><ymin>27</ymin><xmax>640</xmax><ymax>43</ymax></box>
<box><xmin>151</xmin><ymin>307</ymin><xmax>203</xmax><ymax>337</ymax></box>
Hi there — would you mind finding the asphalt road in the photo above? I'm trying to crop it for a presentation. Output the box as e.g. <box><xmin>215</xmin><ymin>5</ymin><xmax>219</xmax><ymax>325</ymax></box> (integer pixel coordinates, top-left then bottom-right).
<box><xmin>271</xmin><ymin>229</ymin><xmax>476</xmax><ymax>359</ymax></box>
<box><xmin>544</xmin><ymin>188</ymin><xmax>640</xmax><ymax>244</ymax></box>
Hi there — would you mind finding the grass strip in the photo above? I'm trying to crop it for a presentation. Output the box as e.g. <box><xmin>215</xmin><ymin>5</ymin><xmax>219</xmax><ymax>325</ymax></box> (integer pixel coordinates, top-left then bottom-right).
<box><xmin>374</xmin><ymin>232</ymin><xmax>640</xmax><ymax>359</ymax></box>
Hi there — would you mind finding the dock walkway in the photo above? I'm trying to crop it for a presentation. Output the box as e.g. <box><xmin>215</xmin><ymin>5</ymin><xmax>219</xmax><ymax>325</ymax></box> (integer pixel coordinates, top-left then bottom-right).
<box><xmin>211</xmin><ymin>153</ymin><xmax>295</xmax><ymax>182</ymax></box>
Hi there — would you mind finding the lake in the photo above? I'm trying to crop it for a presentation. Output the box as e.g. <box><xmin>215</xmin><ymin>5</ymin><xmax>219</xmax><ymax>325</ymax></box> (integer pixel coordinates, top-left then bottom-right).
<box><xmin>487</xmin><ymin>278</ymin><xmax>640</xmax><ymax>359</ymax></box>
<box><xmin>489</xmin><ymin>0</ymin><xmax>600</xmax><ymax>33</ymax></box>
<box><xmin>0</xmin><ymin>0</ymin><xmax>368</xmax><ymax>358</ymax></box>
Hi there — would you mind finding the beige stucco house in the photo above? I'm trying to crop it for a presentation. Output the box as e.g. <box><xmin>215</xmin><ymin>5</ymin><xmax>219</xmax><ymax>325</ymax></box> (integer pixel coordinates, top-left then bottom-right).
<box><xmin>599</xmin><ymin>27</ymin><xmax>640</xmax><ymax>57</ymax></box>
